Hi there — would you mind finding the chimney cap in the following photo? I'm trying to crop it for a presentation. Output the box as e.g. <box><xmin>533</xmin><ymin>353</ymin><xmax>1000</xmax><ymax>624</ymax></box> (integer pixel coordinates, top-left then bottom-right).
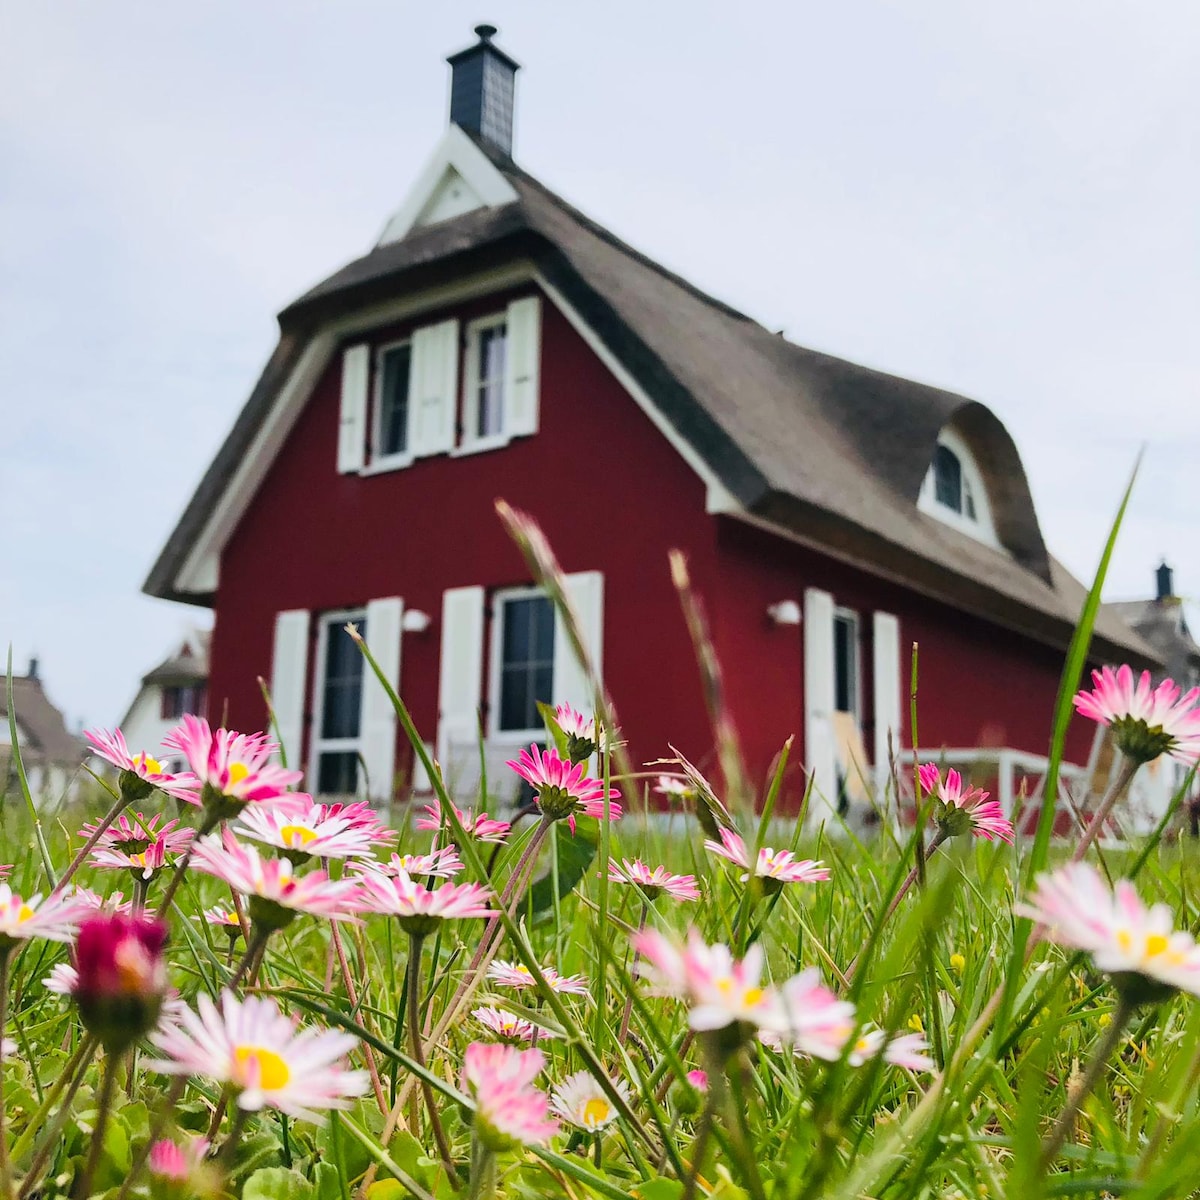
<box><xmin>474</xmin><ymin>23</ymin><xmax>498</xmax><ymax>41</ymax></box>
<box><xmin>446</xmin><ymin>24</ymin><xmax>520</xmax><ymax>72</ymax></box>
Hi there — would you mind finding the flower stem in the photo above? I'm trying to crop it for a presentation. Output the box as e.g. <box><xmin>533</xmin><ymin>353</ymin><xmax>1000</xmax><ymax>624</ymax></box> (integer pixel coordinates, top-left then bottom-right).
<box><xmin>16</xmin><ymin>1036</ymin><xmax>99</xmax><ymax>1200</ymax></box>
<box><xmin>219</xmin><ymin>1102</ymin><xmax>248</xmax><ymax>1176</ymax></box>
<box><xmin>227</xmin><ymin>926</ymin><xmax>270</xmax><ymax>991</ymax></box>
<box><xmin>330</xmin><ymin>920</ymin><xmax>389</xmax><ymax>1116</ymax></box>
<box><xmin>1038</xmin><ymin>992</ymin><xmax>1136</xmax><ymax>1171</ymax></box>
<box><xmin>74</xmin><ymin>1048</ymin><xmax>121</xmax><ymax>1199</ymax></box>
<box><xmin>724</xmin><ymin>1050</ymin><xmax>767</xmax><ymax>1200</ymax></box>
<box><xmin>156</xmin><ymin>808</ymin><xmax>222</xmax><ymax>917</ymax></box>
<box><xmin>50</xmin><ymin>793</ymin><xmax>133</xmax><ymax>898</ymax></box>
<box><xmin>844</xmin><ymin>828</ymin><xmax>947</xmax><ymax>981</ymax></box>
<box><xmin>617</xmin><ymin>900</ymin><xmax>649</xmax><ymax>1045</ymax></box>
<box><xmin>407</xmin><ymin>934</ymin><xmax>459</xmax><ymax>1189</ymax></box>
<box><xmin>681</xmin><ymin>1075</ymin><xmax>718</xmax><ymax>1200</ymax></box>
<box><xmin>0</xmin><ymin>952</ymin><xmax>13</xmax><ymax>1200</ymax></box>
<box><xmin>1071</xmin><ymin>756</ymin><xmax>1140</xmax><ymax>863</ymax></box>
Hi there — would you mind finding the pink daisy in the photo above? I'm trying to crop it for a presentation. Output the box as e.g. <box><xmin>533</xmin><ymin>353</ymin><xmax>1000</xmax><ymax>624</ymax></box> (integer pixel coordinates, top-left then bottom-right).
<box><xmin>80</xmin><ymin>812</ymin><xmax>195</xmax><ymax>857</ymax></box>
<box><xmin>506</xmin><ymin>744</ymin><xmax>622</xmax><ymax>832</ymax></box>
<box><xmin>0</xmin><ymin>884</ymin><xmax>88</xmax><ymax>950</ymax></box>
<box><xmin>353</xmin><ymin>847</ymin><xmax>464</xmax><ymax>880</ymax></box>
<box><xmin>766</xmin><ymin>968</ymin><xmax>859</xmax><ymax>1061</ymax></box>
<box><xmin>845</xmin><ymin>1028</ymin><xmax>935</xmax><ymax>1071</ymax></box>
<box><xmin>191</xmin><ymin>830</ymin><xmax>363</xmax><ymax>929</ymax></box>
<box><xmin>416</xmin><ymin>800</ymin><xmax>511</xmax><ymax>844</ymax></box>
<box><xmin>917</xmin><ymin>764</ymin><xmax>1015</xmax><ymax>844</ymax></box>
<box><xmin>703</xmin><ymin>829</ymin><xmax>830</xmax><ymax>890</ymax></box>
<box><xmin>148</xmin><ymin>1136</ymin><xmax>211</xmax><ymax>1181</ymax></box>
<box><xmin>147</xmin><ymin>991</ymin><xmax>369</xmax><ymax>1122</ymax></box>
<box><xmin>74</xmin><ymin>887</ymin><xmax>133</xmax><ymax>916</ymax></box>
<box><xmin>487</xmin><ymin>960</ymin><xmax>589</xmax><ymax>995</ymax></box>
<box><xmin>461</xmin><ymin>1042</ymin><xmax>559</xmax><ymax>1150</ymax></box>
<box><xmin>1074</xmin><ymin>665</ymin><xmax>1200</xmax><ymax>765</ymax></box>
<box><xmin>654</xmin><ymin>775</ymin><xmax>693</xmax><ymax>800</ymax></box>
<box><xmin>632</xmin><ymin>928</ymin><xmax>784</xmax><ymax>1034</ymax></box>
<box><xmin>200</xmin><ymin>906</ymin><xmax>244</xmax><ymax>933</ymax></box>
<box><xmin>84</xmin><ymin>727</ymin><xmax>200</xmax><ymax>802</ymax></box>
<box><xmin>472</xmin><ymin>1005</ymin><xmax>561</xmax><ymax>1044</ymax></box>
<box><xmin>1015</xmin><ymin>862</ymin><xmax>1200</xmax><ymax>1003</ymax></box>
<box><xmin>551</xmin><ymin>1070</ymin><xmax>630</xmax><ymax>1132</ymax></box>
<box><xmin>355</xmin><ymin>868</ymin><xmax>491</xmax><ymax>936</ymax></box>
<box><xmin>233</xmin><ymin>803</ymin><xmax>377</xmax><ymax>861</ymax></box>
<box><xmin>92</xmin><ymin>835</ymin><xmax>180</xmax><ymax>881</ymax></box>
<box><xmin>162</xmin><ymin>715</ymin><xmax>304</xmax><ymax>813</ymax></box>
<box><xmin>608</xmin><ymin>859</ymin><xmax>700</xmax><ymax>902</ymax></box>
<box><xmin>307</xmin><ymin>800</ymin><xmax>397</xmax><ymax>845</ymax></box>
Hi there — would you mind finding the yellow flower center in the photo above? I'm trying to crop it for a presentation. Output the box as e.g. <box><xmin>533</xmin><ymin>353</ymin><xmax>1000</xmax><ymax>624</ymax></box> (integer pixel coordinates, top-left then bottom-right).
<box><xmin>1117</xmin><ymin>928</ymin><xmax>1185</xmax><ymax>967</ymax></box>
<box><xmin>582</xmin><ymin>1098</ymin><xmax>613</xmax><ymax>1127</ymax></box>
<box><xmin>133</xmin><ymin>753</ymin><xmax>162</xmax><ymax>774</ymax></box>
<box><xmin>280</xmin><ymin>825</ymin><xmax>318</xmax><ymax>848</ymax></box>
<box><xmin>16</xmin><ymin>905</ymin><xmax>34</xmax><ymax>923</ymax></box>
<box><xmin>130</xmin><ymin>852</ymin><xmax>149</xmax><ymax>868</ymax></box>
<box><xmin>227</xmin><ymin>762</ymin><xmax>251</xmax><ymax>787</ymax></box>
<box><xmin>233</xmin><ymin>1045</ymin><xmax>291</xmax><ymax>1091</ymax></box>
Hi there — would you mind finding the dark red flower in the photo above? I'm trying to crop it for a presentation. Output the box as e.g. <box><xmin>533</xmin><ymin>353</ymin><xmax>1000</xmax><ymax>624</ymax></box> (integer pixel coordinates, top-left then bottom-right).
<box><xmin>73</xmin><ymin>914</ymin><xmax>168</xmax><ymax>1051</ymax></box>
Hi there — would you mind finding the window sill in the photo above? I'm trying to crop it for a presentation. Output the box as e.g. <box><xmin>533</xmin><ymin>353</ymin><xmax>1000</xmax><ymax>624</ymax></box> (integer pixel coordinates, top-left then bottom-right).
<box><xmin>360</xmin><ymin>454</ymin><xmax>416</xmax><ymax>476</ymax></box>
<box><xmin>450</xmin><ymin>434</ymin><xmax>513</xmax><ymax>458</ymax></box>
<box><xmin>918</xmin><ymin>496</ymin><xmax>1001</xmax><ymax>548</ymax></box>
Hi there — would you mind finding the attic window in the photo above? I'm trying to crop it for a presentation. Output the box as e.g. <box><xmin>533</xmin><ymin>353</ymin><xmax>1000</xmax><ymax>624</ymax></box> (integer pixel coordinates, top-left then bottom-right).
<box><xmin>919</xmin><ymin>428</ymin><xmax>997</xmax><ymax>546</ymax></box>
<box><xmin>932</xmin><ymin>445</ymin><xmax>977</xmax><ymax>520</ymax></box>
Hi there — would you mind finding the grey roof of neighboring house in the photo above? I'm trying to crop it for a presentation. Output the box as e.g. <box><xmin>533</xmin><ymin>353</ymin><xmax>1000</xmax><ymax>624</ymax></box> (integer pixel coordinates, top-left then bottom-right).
<box><xmin>1104</xmin><ymin>598</ymin><xmax>1200</xmax><ymax>681</ymax></box>
<box><xmin>144</xmin><ymin>135</ymin><xmax>1157</xmax><ymax>666</ymax></box>
<box><xmin>1</xmin><ymin>675</ymin><xmax>83</xmax><ymax>766</ymax></box>
<box><xmin>139</xmin><ymin>629</ymin><xmax>211</xmax><ymax>687</ymax></box>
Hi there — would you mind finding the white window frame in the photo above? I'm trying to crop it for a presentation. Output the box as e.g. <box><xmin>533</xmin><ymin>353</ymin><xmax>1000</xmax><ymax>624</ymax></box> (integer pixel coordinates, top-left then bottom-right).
<box><xmin>310</xmin><ymin>607</ymin><xmax>368</xmax><ymax>797</ymax></box>
<box><xmin>917</xmin><ymin>426</ymin><xmax>999</xmax><ymax>546</ymax></box>
<box><xmin>368</xmin><ymin>338</ymin><xmax>415</xmax><ymax>471</ymax></box>
<box><xmin>456</xmin><ymin>311</ymin><xmax>511</xmax><ymax>456</ymax></box>
<box><xmin>487</xmin><ymin>585</ymin><xmax>555</xmax><ymax>745</ymax></box>
<box><xmin>833</xmin><ymin>607</ymin><xmax>862</xmax><ymax>722</ymax></box>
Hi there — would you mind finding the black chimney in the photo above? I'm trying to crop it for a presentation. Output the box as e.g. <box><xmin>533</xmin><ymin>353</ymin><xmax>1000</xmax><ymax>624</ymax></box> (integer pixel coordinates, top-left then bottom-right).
<box><xmin>1156</xmin><ymin>560</ymin><xmax>1175</xmax><ymax>602</ymax></box>
<box><xmin>27</xmin><ymin>656</ymin><xmax>39</xmax><ymax>680</ymax></box>
<box><xmin>447</xmin><ymin>24</ymin><xmax>520</xmax><ymax>157</ymax></box>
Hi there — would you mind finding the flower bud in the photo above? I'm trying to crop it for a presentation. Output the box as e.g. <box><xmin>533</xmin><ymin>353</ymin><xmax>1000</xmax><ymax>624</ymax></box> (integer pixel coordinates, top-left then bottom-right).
<box><xmin>73</xmin><ymin>913</ymin><xmax>168</xmax><ymax>1051</ymax></box>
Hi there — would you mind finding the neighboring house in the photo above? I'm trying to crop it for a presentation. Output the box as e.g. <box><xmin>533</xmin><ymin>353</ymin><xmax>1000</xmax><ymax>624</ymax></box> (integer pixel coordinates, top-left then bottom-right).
<box><xmin>0</xmin><ymin>658</ymin><xmax>84</xmax><ymax>801</ymax></box>
<box><xmin>118</xmin><ymin>628</ymin><xmax>210</xmax><ymax>770</ymax></box>
<box><xmin>143</xmin><ymin>26</ymin><xmax>1157</xmax><ymax>822</ymax></box>
<box><xmin>1100</xmin><ymin>564</ymin><xmax>1200</xmax><ymax>832</ymax></box>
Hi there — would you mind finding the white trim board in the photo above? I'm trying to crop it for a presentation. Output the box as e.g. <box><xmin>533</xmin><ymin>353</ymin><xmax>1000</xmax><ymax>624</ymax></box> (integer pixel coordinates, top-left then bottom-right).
<box><xmin>377</xmin><ymin>125</ymin><xmax>519</xmax><ymax>246</ymax></box>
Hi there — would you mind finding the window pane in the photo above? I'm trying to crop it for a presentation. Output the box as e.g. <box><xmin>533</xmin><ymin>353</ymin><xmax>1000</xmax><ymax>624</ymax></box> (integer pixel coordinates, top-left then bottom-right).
<box><xmin>379</xmin><ymin>345</ymin><xmax>411</xmax><ymax>457</ymax></box>
<box><xmin>321</xmin><ymin>616</ymin><xmax>366</xmax><ymax>739</ymax></box>
<box><xmin>933</xmin><ymin>445</ymin><xmax>963</xmax><ymax>513</ymax></box>
<box><xmin>496</xmin><ymin>594</ymin><xmax>554</xmax><ymax>732</ymax></box>
<box><xmin>834</xmin><ymin>615</ymin><xmax>857</xmax><ymax>715</ymax></box>
<box><xmin>476</xmin><ymin>325</ymin><xmax>507</xmax><ymax>437</ymax></box>
<box><xmin>317</xmin><ymin>751</ymin><xmax>358</xmax><ymax>796</ymax></box>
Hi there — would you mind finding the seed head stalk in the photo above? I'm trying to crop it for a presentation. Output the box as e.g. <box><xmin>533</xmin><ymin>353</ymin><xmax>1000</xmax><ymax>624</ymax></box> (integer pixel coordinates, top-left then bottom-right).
<box><xmin>407</xmin><ymin>933</ymin><xmax>459</xmax><ymax>1188</ymax></box>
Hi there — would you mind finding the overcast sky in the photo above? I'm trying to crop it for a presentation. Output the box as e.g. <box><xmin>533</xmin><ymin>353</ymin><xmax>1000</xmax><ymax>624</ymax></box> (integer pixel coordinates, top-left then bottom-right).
<box><xmin>2</xmin><ymin>1</ymin><xmax>1197</xmax><ymax>732</ymax></box>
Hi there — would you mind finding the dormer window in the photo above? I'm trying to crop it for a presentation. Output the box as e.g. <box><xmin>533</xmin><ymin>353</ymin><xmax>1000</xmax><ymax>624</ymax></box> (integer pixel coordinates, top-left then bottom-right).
<box><xmin>932</xmin><ymin>444</ymin><xmax>977</xmax><ymax>520</ymax></box>
<box><xmin>919</xmin><ymin>427</ymin><xmax>997</xmax><ymax>546</ymax></box>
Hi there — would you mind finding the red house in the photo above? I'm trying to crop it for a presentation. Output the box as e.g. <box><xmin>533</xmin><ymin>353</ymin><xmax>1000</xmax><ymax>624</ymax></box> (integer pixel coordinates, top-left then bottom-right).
<box><xmin>144</xmin><ymin>27</ymin><xmax>1155</xmax><ymax>825</ymax></box>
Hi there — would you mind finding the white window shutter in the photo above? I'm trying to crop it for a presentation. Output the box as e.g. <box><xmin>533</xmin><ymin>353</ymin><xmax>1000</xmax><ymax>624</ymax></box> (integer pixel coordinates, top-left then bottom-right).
<box><xmin>270</xmin><ymin>610</ymin><xmax>310</xmax><ymax>770</ymax></box>
<box><xmin>504</xmin><ymin>296</ymin><xmax>541</xmax><ymax>437</ymax></box>
<box><xmin>552</xmin><ymin>571</ymin><xmax>604</xmax><ymax>719</ymax></box>
<box><xmin>410</xmin><ymin>319</ymin><xmax>459</xmax><ymax>457</ymax></box>
<box><xmin>337</xmin><ymin>345</ymin><xmax>369</xmax><ymax>474</ymax></box>
<box><xmin>872</xmin><ymin>612</ymin><xmax>902</xmax><ymax>801</ymax></box>
<box><xmin>436</xmin><ymin>586</ymin><xmax>485</xmax><ymax>787</ymax></box>
<box><xmin>803</xmin><ymin>588</ymin><xmax>837</xmax><ymax>825</ymax></box>
<box><xmin>360</xmin><ymin>597</ymin><xmax>404</xmax><ymax>804</ymax></box>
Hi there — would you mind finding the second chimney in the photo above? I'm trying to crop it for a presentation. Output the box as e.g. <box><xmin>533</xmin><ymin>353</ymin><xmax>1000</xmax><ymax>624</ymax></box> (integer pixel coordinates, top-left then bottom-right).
<box><xmin>447</xmin><ymin>25</ymin><xmax>520</xmax><ymax>158</ymax></box>
<box><xmin>1156</xmin><ymin>560</ymin><xmax>1175</xmax><ymax>602</ymax></box>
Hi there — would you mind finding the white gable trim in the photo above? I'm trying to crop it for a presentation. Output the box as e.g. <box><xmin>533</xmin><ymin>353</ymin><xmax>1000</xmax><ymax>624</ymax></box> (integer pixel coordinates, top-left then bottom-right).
<box><xmin>377</xmin><ymin>126</ymin><xmax>519</xmax><ymax>246</ymax></box>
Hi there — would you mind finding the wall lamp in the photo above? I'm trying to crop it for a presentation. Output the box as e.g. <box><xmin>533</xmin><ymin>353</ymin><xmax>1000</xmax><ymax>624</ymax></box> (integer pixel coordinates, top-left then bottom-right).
<box><xmin>766</xmin><ymin>600</ymin><xmax>802</xmax><ymax>626</ymax></box>
<box><xmin>402</xmin><ymin>609</ymin><xmax>432</xmax><ymax>633</ymax></box>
